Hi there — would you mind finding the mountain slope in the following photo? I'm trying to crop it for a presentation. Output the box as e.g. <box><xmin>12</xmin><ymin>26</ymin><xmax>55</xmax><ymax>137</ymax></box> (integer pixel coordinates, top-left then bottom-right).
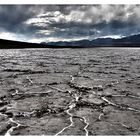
<box><xmin>0</xmin><ymin>39</ymin><xmax>54</xmax><ymax>49</ymax></box>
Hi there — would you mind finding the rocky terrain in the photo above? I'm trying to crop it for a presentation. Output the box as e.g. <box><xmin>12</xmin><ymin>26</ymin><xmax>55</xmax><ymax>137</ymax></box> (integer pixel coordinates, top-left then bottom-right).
<box><xmin>0</xmin><ymin>48</ymin><xmax>140</xmax><ymax>135</ymax></box>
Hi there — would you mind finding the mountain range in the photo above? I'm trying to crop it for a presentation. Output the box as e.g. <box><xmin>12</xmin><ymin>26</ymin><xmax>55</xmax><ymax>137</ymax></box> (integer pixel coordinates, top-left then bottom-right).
<box><xmin>42</xmin><ymin>34</ymin><xmax>140</xmax><ymax>47</ymax></box>
<box><xmin>0</xmin><ymin>33</ymin><xmax>140</xmax><ymax>49</ymax></box>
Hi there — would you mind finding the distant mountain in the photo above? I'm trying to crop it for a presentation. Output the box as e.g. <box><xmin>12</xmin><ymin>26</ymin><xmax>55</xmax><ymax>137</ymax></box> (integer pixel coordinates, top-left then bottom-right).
<box><xmin>42</xmin><ymin>34</ymin><xmax>140</xmax><ymax>47</ymax></box>
<box><xmin>0</xmin><ymin>33</ymin><xmax>140</xmax><ymax>49</ymax></box>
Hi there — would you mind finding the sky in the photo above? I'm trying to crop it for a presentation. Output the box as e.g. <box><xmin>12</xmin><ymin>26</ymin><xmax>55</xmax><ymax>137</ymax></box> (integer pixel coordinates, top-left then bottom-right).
<box><xmin>0</xmin><ymin>5</ymin><xmax>140</xmax><ymax>43</ymax></box>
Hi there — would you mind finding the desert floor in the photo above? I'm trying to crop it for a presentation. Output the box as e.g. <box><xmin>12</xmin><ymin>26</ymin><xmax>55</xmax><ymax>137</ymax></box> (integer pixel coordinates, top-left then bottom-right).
<box><xmin>0</xmin><ymin>48</ymin><xmax>140</xmax><ymax>135</ymax></box>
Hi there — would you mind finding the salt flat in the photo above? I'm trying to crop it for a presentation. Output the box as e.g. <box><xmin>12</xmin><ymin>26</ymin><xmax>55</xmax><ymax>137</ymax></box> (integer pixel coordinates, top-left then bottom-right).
<box><xmin>0</xmin><ymin>48</ymin><xmax>140</xmax><ymax>135</ymax></box>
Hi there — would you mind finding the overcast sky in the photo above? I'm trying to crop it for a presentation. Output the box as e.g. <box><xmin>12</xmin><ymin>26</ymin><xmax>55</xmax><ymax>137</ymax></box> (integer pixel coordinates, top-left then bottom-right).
<box><xmin>0</xmin><ymin>5</ymin><xmax>140</xmax><ymax>43</ymax></box>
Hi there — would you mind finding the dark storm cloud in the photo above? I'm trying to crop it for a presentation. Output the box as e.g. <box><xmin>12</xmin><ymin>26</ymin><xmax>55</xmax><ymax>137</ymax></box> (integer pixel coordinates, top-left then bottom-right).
<box><xmin>0</xmin><ymin>5</ymin><xmax>140</xmax><ymax>42</ymax></box>
<box><xmin>0</xmin><ymin>5</ymin><xmax>63</xmax><ymax>33</ymax></box>
<box><xmin>0</xmin><ymin>6</ymin><xmax>35</xmax><ymax>32</ymax></box>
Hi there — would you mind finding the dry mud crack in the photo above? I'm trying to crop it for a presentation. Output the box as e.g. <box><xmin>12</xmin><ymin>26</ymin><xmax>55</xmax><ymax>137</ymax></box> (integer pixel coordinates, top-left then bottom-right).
<box><xmin>0</xmin><ymin>48</ymin><xmax>140</xmax><ymax>135</ymax></box>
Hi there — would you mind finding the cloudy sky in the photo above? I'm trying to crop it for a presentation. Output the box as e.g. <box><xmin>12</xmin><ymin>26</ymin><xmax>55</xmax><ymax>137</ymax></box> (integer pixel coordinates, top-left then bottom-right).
<box><xmin>0</xmin><ymin>5</ymin><xmax>140</xmax><ymax>43</ymax></box>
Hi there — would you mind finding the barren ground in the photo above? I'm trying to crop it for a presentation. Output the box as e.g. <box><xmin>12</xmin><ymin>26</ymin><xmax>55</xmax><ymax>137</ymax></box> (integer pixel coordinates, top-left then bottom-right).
<box><xmin>0</xmin><ymin>48</ymin><xmax>140</xmax><ymax>135</ymax></box>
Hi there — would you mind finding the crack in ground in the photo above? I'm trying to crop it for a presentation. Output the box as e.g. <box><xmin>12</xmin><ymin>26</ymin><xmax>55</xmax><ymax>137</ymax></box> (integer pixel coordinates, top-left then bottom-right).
<box><xmin>55</xmin><ymin>102</ymin><xmax>75</xmax><ymax>136</ymax></box>
<box><xmin>46</xmin><ymin>85</ymin><xmax>67</xmax><ymax>93</ymax></box>
<box><xmin>0</xmin><ymin>101</ymin><xmax>22</xmax><ymax>136</ymax></box>
<box><xmin>103</xmin><ymin>93</ymin><xmax>140</xmax><ymax>100</ymax></box>
<box><xmin>82</xmin><ymin>116</ymin><xmax>89</xmax><ymax>136</ymax></box>
<box><xmin>10</xmin><ymin>89</ymin><xmax>53</xmax><ymax>100</ymax></box>
<box><xmin>98</xmin><ymin>113</ymin><xmax>104</xmax><ymax>121</ymax></box>
<box><xmin>0</xmin><ymin>90</ymin><xmax>22</xmax><ymax>136</ymax></box>
<box><xmin>26</xmin><ymin>76</ymin><xmax>33</xmax><ymax>84</ymax></box>
<box><xmin>101</xmin><ymin>96</ymin><xmax>140</xmax><ymax>113</ymax></box>
<box><xmin>120</xmin><ymin>123</ymin><xmax>137</xmax><ymax>132</ymax></box>
<box><xmin>55</xmin><ymin>75</ymin><xmax>89</xmax><ymax>136</ymax></box>
<box><xmin>5</xmin><ymin>118</ymin><xmax>21</xmax><ymax>136</ymax></box>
